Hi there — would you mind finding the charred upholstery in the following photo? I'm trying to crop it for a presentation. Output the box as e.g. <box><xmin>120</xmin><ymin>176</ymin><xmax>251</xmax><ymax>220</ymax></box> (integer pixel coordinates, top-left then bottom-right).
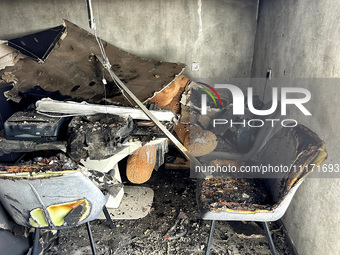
<box><xmin>0</xmin><ymin>156</ymin><xmax>111</xmax><ymax>229</ymax></box>
<box><xmin>199</xmin><ymin>124</ymin><xmax>328</xmax><ymax>214</ymax></box>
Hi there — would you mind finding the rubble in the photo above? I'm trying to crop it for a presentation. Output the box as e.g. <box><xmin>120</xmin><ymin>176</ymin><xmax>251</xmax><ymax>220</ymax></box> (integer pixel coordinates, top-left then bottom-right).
<box><xmin>67</xmin><ymin>114</ymin><xmax>133</xmax><ymax>161</ymax></box>
<box><xmin>0</xmin><ymin>20</ymin><xmax>194</xmax><ymax>187</ymax></box>
<box><xmin>163</xmin><ymin>211</ymin><xmax>189</xmax><ymax>240</ymax></box>
<box><xmin>200</xmin><ymin>177</ymin><xmax>272</xmax><ymax>212</ymax></box>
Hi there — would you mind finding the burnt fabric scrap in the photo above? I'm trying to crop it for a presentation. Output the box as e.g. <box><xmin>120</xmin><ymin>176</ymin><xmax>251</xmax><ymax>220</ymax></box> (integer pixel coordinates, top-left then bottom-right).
<box><xmin>0</xmin><ymin>156</ymin><xmax>79</xmax><ymax>174</ymax></box>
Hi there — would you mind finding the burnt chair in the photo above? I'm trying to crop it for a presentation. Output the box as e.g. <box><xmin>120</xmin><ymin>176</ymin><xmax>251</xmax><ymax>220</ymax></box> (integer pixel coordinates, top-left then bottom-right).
<box><xmin>0</xmin><ymin>168</ymin><xmax>114</xmax><ymax>255</ymax></box>
<box><xmin>197</xmin><ymin>124</ymin><xmax>328</xmax><ymax>255</ymax></box>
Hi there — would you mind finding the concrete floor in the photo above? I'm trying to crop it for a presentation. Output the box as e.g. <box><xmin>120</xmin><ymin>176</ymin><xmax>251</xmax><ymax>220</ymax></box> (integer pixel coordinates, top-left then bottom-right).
<box><xmin>47</xmin><ymin>165</ymin><xmax>296</xmax><ymax>255</ymax></box>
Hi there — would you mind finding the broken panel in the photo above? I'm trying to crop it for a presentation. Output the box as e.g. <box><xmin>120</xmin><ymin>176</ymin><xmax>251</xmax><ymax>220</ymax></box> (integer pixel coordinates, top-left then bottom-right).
<box><xmin>7</xmin><ymin>25</ymin><xmax>66</xmax><ymax>63</ymax></box>
<box><xmin>1</xmin><ymin>20</ymin><xmax>185</xmax><ymax>105</ymax></box>
<box><xmin>0</xmin><ymin>44</ymin><xmax>25</xmax><ymax>70</ymax></box>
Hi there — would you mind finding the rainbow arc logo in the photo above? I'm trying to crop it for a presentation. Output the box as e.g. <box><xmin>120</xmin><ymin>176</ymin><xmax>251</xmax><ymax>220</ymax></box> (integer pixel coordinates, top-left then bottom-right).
<box><xmin>198</xmin><ymin>82</ymin><xmax>223</xmax><ymax>115</ymax></box>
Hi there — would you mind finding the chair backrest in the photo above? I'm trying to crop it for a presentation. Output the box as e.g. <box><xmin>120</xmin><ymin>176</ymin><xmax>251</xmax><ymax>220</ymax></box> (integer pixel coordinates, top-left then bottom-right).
<box><xmin>257</xmin><ymin>124</ymin><xmax>327</xmax><ymax>203</ymax></box>
<box><xmin>0</xmin><ymin>170</ymin><xmax>108</xmax><ymax>230</ymax></box>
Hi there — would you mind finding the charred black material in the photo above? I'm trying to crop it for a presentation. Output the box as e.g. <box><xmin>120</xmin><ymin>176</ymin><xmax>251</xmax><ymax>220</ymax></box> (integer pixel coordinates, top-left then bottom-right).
<box><xmin>64</xmin><ymin>202</ymin><xmax>87</xmax><ymax>226</ymax></box>
<box><xmin>67</xmin><ymin>114</ymin><xmax>133</xmax><ymax>161</ymax></box>
<box><xmin>0</xmin><ymin>136</ymin><xmax>66</xmax><ymax>156</ymax></box>
<box><xmin>4</xmin><ymin>111</ymin><xmax>69</xmax><ymax>141</ymax></box>
<box><xmin>200</xmin><ymin>178</ymin><xmax>272</xmax><ymax>211</ymax></box>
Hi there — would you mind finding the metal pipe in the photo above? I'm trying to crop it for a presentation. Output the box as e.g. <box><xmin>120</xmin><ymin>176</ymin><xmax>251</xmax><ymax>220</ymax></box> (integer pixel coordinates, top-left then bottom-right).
<box><xmin>86</xmin><ymin>0</ymin><xmax>95</xmax><ymax>29</ymax></box>
<box><xmin>263</xmin><ymin>221</ymin><xmax>278</xmax><ymax>255</ymax></box>
<box><xmin>86</xmin><ymin>222</ymin><xmax>97</xmax><ymax>255</ymax></box>
<box><xmin>32</xmin><ymin>228</ymin><xmax>40</xmax><ymax>255</ymax></box>
<box><xmin>205</xmin><ymin>220</ymin><xmax>216</xmax><ymax>255</ymax></box>
<box><xmin>103</xmin><ymin>206</ymin><xmax>114</xmax><ymax>229</ymax></box>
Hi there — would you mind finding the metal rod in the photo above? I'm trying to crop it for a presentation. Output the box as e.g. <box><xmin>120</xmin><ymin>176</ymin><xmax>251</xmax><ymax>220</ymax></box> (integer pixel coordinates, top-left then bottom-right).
<box><xmin>96</xmin><ymin>55</ymin><xmax>202</xmax><ymax>167</ymax></box>
<box><xmin>205</xmin><ymin>220</ymin><xmax>216</xmax><ymax>255</ymax></box>
<box><xmin>103</xmin><ymin>206</ymin><xmax>114</xmax><ymax>229</ymax></box>
<box><xmin>86</xmin><ymin>222</ymin><xmax>97</xmax><ymax>255</ymax></box>
<box><xmin>86</xmin><ymin>0</ymin><xmax>95</xmax><ymax>29</ymax></box>
<box><xmin>262</xmin><ymin>222</ymin><xmax>278</xmax><ymax>255</ymax></box>
<box><xmin>32</xmin><ymin>228</ymin><xmax>40</xmax><ymax>255</ymax></box>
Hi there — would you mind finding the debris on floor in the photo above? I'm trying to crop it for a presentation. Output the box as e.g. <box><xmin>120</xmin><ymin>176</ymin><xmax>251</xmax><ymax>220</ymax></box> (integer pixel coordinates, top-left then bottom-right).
<box><xmin>44</xmin><ymin>166</ymin><xmax>297</xmax><ymax>255</ymax></box>
<box><xmin>200</xmin><ymin>177</ymin><xmax>272</xmax><ymax>212</ymax></box>
<box><xmin>164</xmin><ymin>211</ymin><xmax>189</xmax><ymax>241</ymax></box>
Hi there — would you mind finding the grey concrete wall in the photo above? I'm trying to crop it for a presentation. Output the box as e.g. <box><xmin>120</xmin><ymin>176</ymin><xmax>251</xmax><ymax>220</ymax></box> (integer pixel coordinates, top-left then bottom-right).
<box><xmin>0</xmin><ymin>0</ymin><xmax>258</xmax><ymax>80</ymax></box>
<box><xmin>252</xmin><ymin>1</ymin><xmax>340</xmax><ymax>254</ymax></box>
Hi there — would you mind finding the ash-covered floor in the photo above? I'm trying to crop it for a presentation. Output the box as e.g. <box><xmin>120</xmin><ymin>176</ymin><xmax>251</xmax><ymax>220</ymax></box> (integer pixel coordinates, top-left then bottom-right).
<box><xmin>45</xmin><ymin>151</ymin><xmax>296</xmax><ymax>255</ymax></box>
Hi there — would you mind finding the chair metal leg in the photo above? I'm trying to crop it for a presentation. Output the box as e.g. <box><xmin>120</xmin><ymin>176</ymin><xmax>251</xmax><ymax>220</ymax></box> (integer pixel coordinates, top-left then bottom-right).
<box><xmin>86</xmin><ymin>222</ymin><xmax>97</xmax><ymax>255</ymax></box>
<box><xmin>205</xmin><ymin>220</ymin><xmax>216</xmax><ymax>255</ymax></box>
<box><xmin>103</xmin><ymin>205</ymin><xmax>114</xmax><ymax>229</ymax></box>
<box><xmin>32</xmin><ymin>228</ymin><xmax>40</xmax><ymax>255</ymax></box>
<box><xmin>262</xmin><ymin>222</ymin><xmax>278</xmax><ymax>255</ymax></box>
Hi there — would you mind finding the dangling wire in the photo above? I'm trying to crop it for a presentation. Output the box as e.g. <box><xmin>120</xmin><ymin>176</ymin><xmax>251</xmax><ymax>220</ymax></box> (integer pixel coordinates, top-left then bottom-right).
<box><xmin>87</xmin><ymin>0</ymin><xmax>133</xmax><ymax>106</ymax></box>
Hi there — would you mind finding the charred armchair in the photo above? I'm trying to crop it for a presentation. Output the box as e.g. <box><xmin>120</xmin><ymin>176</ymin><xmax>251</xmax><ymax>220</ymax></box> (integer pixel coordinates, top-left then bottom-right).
<box><xmin>197</xmin><ymin>124</ymin><xmax>328</xmax><ymax>255</ymax></box>
<box><xmin>0</xmin><ymin>163</ymin><xmax>115</xmax><ymax>255</ymax></box>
